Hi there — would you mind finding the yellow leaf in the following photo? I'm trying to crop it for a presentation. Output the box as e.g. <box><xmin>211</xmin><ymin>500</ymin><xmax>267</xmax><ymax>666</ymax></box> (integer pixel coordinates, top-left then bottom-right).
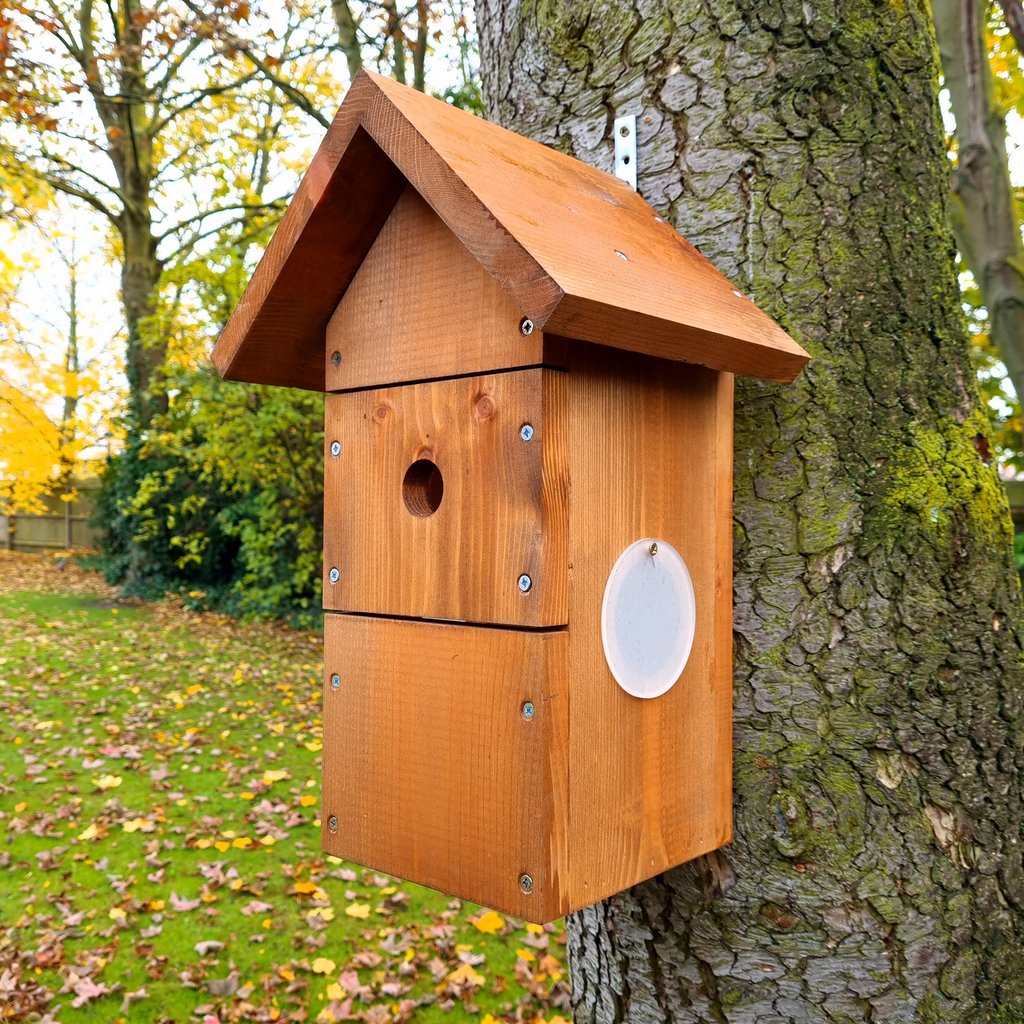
<box><xmin>473</xmin><ymin>910</ymin><xmax>505</xmax><ymax>934</ymax></box>
<box><xmin>122</xmin><ymin>817</ymin><xmax>145</xmax><ymax>833</ymax></box>
<box><xmin>292</xmin><ymin>881</ymin><xmax>317</xmax><ymax>894</ymax></box>
<box><xmin>326</xmin><ymin>983</ymin><xmax>344</xmax><ymax>1000</ymax></box>
<box><xmin>379</xmin><ymin>886</ymin><xmax>396</xmax><ymax>895</ymax></box>
<box><xmin>481</xmin><ymin>1016</ymin><xmax>496</xmax><ymax>1024</ymax></box>
<box><xmin>263</xmin><ymin>918</ymin><xmax>273</xmax><ymax>929</ymax></box>
<box><xmin>186</xmin><ymin>684</ymin><xmax>202</xmax><ymax>695</ymax></box>
<box><xmin>108</xmin><ymin>907</ymin><xmax>126</xmax><ymax>920</ymax></box>
<box><xmin>516</xmin><ymin>949</ymin><xmax>535</xmax><ymax>962</ymax></box>
<box><xmin>215</xmin><ymin>841</ymin><xmax>230</xmax><ymax>853</ymax></box>
<box><xmin>259</xmin><ymin>836</ymin><xmax>276</xmax><ymax>846</ymax></box>
<box><xmin>317</xmin><ymin>907</ymin><xmax>336</xmax><ymax>921</ymax></box>
<box><xmin>263</xmin><ymin>770</ymin><xmax>289</xmax><ymax>783</ymax></box>
<box><xmin>446</xmin><ymin>963</ymin><xmax>485</xmax><ymax>987</ymax></box>
<box><xmin>312</xmin><ymin>957</ymin><xmax>336</xmax><ymax>974</ymax></box>
<box><xmin>316</xmin><ymin>1011</ymin><xmax>337</xmax><ymax>1024</ymax></box>
<box><xmin>94</xmin><ymin>775</ymin><xmax>122</xmax><ymax>791</ymax></box>
<box><xmin>526</xmin><ymin>923</ymin><xmax>544</xmax><ymax>934</ymax></box>
<box><xmin>233</xmin><ymin>669</ymin><xmax>243</xmax><ymax>683</ymax></box>
<box><xmin>77</xmin><ymin>823</ymin><xmax>100</xmax><ymax>841</ymax></box>
<box><xmin>14</xmin><ymin>802</ymin><xmax>26</xmax><ymax>813</ymax></box>
<box><xmin>220</xmin><ymin>730</ymin><xmax>230</xmax><ymax>740</ymax></box>
<box><xmin>240</xmin><ymin>792</ymin><xmax>254</xmax><ymax>800</ymax></box>
<box><xmin>229</xmin><ymin>879</ymin><xmax>244</xmax><ymax>890</ymax></box>
<box><xmin>304</xmin><ymin>741</ymin><xmax>322</xmax><ymax>752</ymax></box>
<box><xmin>150</xmin><ymin>900</ymin><xmax>165</xmax><ymax>911</ymax></box>
<box><xmin>300</xmin><ymin>795</ymin><xmax>317</xmax><ymax>807</ymax></box>
<box><xmin>195</xmin><ymin>838</ymin><xmax>212</xmax><ymax>849</ymax></box>
<box><xmin>326</xmin><ymin>856</ymin><xmax>342</xmax><ymax>865</ymax></box>
<box><xmin>345</xmin><ymin>903</ymin><xmax>370</xmax><ymax>919</ymax></box>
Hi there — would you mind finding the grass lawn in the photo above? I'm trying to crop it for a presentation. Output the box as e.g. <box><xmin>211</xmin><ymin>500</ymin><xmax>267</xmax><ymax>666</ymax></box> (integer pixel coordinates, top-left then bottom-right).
<box><xmin>0</xmin><ymin>552</ymin><xmax>570</xmax><ymax>1024</ymax></box>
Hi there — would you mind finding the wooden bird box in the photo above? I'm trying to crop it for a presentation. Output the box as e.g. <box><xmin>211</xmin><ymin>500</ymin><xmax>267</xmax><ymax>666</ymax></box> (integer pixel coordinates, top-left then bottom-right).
<box><xmin>213</xmin><ymin>70</ymin><xmax>809</xmax><ymax>922</ymax></box>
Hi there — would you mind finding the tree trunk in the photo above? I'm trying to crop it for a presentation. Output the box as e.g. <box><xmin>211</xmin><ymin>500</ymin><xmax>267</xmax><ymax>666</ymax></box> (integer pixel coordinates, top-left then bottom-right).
<box><xmin>932</xmin><ymin>0</ymin><xmax>1024</xmax><ymax>409</ymax></box>
<box><xmin>478</xmin><ymin>2</ymin><xmax>1024</xmax><ymax>1020</ymax></box>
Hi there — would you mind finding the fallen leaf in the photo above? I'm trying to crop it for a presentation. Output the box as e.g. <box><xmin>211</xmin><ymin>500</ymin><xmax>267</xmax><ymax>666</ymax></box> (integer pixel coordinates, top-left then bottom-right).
<box><xmin>473</xmin><ymin>910</ymin><xmax>505</xmax><ymax>934</ymax></box>
<box><xmin>312</xmin><ymin>957</ymin><xmax>336</xmax><ymax>974</ymax></box>
<box><xmin>345</xmin><ymin>903</ymin><xmax>370</xmax><ymax>919</ymax></box>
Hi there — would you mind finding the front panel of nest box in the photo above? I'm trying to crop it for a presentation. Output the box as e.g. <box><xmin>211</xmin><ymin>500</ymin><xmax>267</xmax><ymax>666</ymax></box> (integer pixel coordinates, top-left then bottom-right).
<box><xmin>323</xmin><ymin>368</ymin><xmax>568</xmax><ymax>628</ymax></box>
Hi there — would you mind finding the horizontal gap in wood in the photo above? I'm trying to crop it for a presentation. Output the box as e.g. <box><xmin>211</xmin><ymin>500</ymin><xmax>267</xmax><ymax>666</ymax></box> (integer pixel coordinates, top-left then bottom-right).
<box><xmin>322</xmin><ymin>608</ymin><xmax>569</xmax><ymax>634</ymax></box>
<box><xmin>325</xmin><ymin>362</ymin><xmax>569</xmax><ymax>395</ymax></box>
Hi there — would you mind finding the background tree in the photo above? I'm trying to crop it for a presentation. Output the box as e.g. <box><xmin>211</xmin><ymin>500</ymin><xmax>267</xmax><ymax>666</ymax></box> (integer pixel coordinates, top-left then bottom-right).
<box><xmin>479</xmin><ymin>0</ymin><xmax>1024</xmax><ymax>1019</ymax></box>
<box><xmin>0</xmin><ymin>227</ymin><xmax>121</xmax><ymax>536</ymax></box>
<box><xmin>933</xmin><ymin>0</ymin><xmax>1024</xmax><ymax>470</ymax></box>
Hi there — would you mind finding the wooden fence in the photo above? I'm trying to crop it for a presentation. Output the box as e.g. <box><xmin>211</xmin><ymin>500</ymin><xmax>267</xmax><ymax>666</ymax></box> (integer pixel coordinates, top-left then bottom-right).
<box><xmin>1</xmin><ymin>483</ymin><xmax>104</xmax><ymax>553</ymax></box>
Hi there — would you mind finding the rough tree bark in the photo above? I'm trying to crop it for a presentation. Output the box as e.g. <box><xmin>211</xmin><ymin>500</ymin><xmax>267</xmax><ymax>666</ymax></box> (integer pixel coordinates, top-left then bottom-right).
<box><xmin>932</xmin><ymin>0</ymin><xmax>1024</xmax><ymax>408</ymax></box>
<box><xmin>478</xmin><ymin>1</ymin><xmax>1024</xmax><ymax>1020</ymax></box>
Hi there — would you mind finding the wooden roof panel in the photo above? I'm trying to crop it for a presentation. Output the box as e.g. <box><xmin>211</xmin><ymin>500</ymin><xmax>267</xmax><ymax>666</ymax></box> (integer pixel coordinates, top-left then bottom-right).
<box><xmin>213</xmin><ymin>70</ymin><xmax>809</xmax><ymax>390</ymax></box>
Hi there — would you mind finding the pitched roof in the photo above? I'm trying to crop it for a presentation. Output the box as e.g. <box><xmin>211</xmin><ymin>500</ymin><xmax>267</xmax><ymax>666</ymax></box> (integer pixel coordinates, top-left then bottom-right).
<box><xmin>212</xmin><ymin>70</ymin><xmax>809</xmax><ymax>391</ymax></box>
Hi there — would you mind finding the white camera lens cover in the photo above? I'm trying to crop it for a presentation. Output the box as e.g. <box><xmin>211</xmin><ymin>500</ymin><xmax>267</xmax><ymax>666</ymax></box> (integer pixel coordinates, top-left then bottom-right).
<box><xmin>601</xmin><ymin>538</ymin><xmax>696</xmax><ymax>699</ymax></box>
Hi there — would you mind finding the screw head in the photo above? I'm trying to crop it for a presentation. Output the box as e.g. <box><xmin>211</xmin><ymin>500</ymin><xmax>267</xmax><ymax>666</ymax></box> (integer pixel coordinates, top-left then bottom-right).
<box><xmin>518</xmin><ymin>574</ymin><xmax>532</xmax><ymax>593</ymax></box>
<box><xmin>520</xmin><ymin>318</ymin><xmax>534</xmax><ymax>336</ymax></box>
<box><xmin>330</xmin><ymin>441</ymin><xmax>341</xmax><ymax>457</ymax></box>
<box><xmin>329</xmin><ymin>567</ymin><xmax>340</xmax><ymax>584</ymax></box>
<box><xmin>615</xmin><ymin>250</ymin><xmax>628</xmax><ymax>261</ymax></box>
<box><xmin>520</xmin><ymin>423</ymin><xmax>534</xmax><ymax>442</ymax></box>
<box><xmin>519</xmin><ymin>873</ymin><xmax>534</xmax><ymax>894</ymax></box>
<box><xmin>331</xmin><ymin>673</ymin><xmax>341</xmax><ymax>689</ymax></box>
<box><xmin>328</xmin><ymin>816</ymin><xmax>338</xmax><ymax>834</ymax></box>
<box><xmin>522</xmin><ymin>701</ymin><xmax>535</xmax><ymax>720</ymax></box>
<box><xmin>649</xmin><ymin>542</ymin><xmax>658</xmax><ymax>556</ymax></box>
<box><xmin>619</xmin><ymin>124</ymin><xmax>630</xmax><ymax>137</ymax></box>
<box><xmin>331</xmin><ymin>351</ymin><xmax>341</xmax><ymax>367</ymax></box>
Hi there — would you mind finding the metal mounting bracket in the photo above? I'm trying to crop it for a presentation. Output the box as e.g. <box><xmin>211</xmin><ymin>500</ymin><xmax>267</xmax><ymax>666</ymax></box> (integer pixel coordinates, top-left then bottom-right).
<box><xmin>613</xmin><ymin>115</ymin><xmax>637</xmax><ymax>191</ymax></box>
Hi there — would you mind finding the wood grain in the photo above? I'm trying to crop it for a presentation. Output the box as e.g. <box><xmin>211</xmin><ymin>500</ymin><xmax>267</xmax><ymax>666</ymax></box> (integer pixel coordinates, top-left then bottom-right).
<box><xmin>327</xmin><ymin>184</ymin><xmax>563</xmax><ymax>390</ymax></box>
<box><xmin>214</xmin><ymin>70</ymin><xmax>810</xmax><ymax>392</ymax></box>
<box><xmin>323</xmin><ymin>368</ymin><xmax>568</xmax><ymax>627</ymax></box>
<box><xmin>321</xmin><ymin>613</ymin><xmax>570</xmax><ymax>922</ymax></box>
<box><xmin>565</xmin><ymin>342</ymin><xmax>733</xmax><ymax>910</ymax></box>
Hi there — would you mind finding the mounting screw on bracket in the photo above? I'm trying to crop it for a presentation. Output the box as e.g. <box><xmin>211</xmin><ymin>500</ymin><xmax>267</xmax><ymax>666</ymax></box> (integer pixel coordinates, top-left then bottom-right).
<box><xmin>331</xmin><ymin>673</ymin><xmax>341</xmax><ymax>689</ymax></box>
<box><xmin>519</xmin><ymin>873</ymin><xmax>534</xmax><ymax>895</ymax></box>
<box><xmin>331</xmin><ymin>351</ymin><xmax>341</xmax><ymax>367</ymax></box>
<box><xmin>330</xmin><ymin>441</ymin><xmax>341</xmax><ymax>457</ymax></box>
<box><xmin>518</xmin><ymin>574</ymin><xmax>532</xmax><ymax>593</ymax></box>
<box><xmin>649</xmin><ymin>542</ymin><xmax>658</xmax><ymax>556</ymax></box>
<box><xmin>613</xmin><ymin>114</ymin><xmax>638</xmax><ymax>191</ymax></box>
<box><xmin>329</xmin><ymin>567</ymin><xmax>340</xmax><ymax>584</ymax></box>
<box><xmin>328</xmin><ymin>816</ymin><xmax>338</xmax><ymax>833</ymax></box>
<box><xmin>520</xmin><ymin>423</ymin><xmax>534</xmax><ymax>442</ymax></box>
<box><xmin>520</xmin><ymin>318</ymin><xmax>534</xmax><ymax>336</ymax></box>
<box><xmin>522</xmin><ymin>701</ymin><xmax>535</xmax><ymax>720</ymax></box>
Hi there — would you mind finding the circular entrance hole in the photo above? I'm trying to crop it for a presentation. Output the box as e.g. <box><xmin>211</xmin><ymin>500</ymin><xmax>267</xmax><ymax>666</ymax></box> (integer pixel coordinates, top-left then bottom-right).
<box><xmin>403</xmin><ymin>459</ymin><xmax>444</xmax><ymax>517</ymax></box>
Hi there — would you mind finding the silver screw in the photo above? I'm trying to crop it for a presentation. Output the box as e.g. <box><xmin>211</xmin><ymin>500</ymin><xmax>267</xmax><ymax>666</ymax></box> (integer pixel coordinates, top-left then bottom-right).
<box><xmin>615</xmin><ymin>250</ymin><xmax>628</xmax><ymax>261</ymax></box>
<box><xmin>518</xmin><ymin>574</ymin><xmax>532</xmax><ymax>593</ymax></box>
<box><xmin>329</xmin><ymin>567</ymin><xmax>340</xmax><ymax>583</ymax></box>
<box><xmin>328</xmin><ymin>816</ymin><xmax>338</xmax><ymax>833</ymax></box>
<box><xmin>330</xmin><ymin>441</ymin><xmax>341</xmax><ymax>457</ymax></box>
<box><xmin>649</xmin><ymin>542</ymin><xmax>658</xmax><ymax>556</ymax></box>
<box><xmin>331</xmin><ymin>351</ymin><xmax>341</xmax><ymax>367</ymax></box>
<box><xmin>520</xmin><ymin>424</ymin><xmax>534</xmax><ymax>442</ymax></box>
<box><xmin>618</xmin><ymin>124</ymin><xmax>630</xmax><ymax>137</ymax></box>
<box><xmin>522</xmin><ymin>701</ymin><xmax>535</xmax><ymax>720</ymax></box>
<box><xmin>331</xmin><ymin>673</ymin><xmax>340</xmax><ymax>689</ymax></box>
<box><xmin>520</xmin><ymin>318</ymin><xmax>534</xmax><ymax>336</ymax></box>
<box><xmin>520</xmin><ymin>873</ymin><xmax>534</xmax><ymax>894</ymax></box>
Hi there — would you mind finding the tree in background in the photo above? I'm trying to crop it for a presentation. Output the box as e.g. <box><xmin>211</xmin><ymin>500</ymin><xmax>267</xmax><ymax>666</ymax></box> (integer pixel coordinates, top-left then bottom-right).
<box><xmin>0</xmin><ymin>227</ymin><xmax>121</xmax><ymax>543</ymax></box>
<box><xmin>480</xmin><ymin>0</ymin><xmax>1024</xmax><ymax>1019</ymax></box>
<box><xmin>933</xmin><ymin>0</ymin><xmax>1024</xmax><ymax>473</ymax></box>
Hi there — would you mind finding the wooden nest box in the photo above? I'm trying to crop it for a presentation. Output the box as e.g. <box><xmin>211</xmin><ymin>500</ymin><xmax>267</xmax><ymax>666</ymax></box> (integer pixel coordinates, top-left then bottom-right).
<box><xmin>213</xmin><ymin>70</ymin><xmax>809</xmax><ymax>922</ymax></box>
